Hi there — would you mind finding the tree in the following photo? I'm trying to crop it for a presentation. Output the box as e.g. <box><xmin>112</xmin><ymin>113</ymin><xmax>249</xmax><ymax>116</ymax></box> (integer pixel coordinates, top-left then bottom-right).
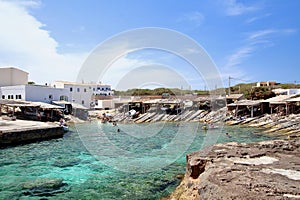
<box><xmin>249</xmin><ymin>87</ymin><xmax>275</xmax><ymax>100</ymax></box>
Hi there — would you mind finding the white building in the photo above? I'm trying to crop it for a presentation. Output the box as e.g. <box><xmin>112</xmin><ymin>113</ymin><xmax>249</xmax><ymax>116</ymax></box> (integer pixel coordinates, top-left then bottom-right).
<box><xmin>52</xmin><ymin>81</ymin><xmax>113</xmax><ymax>108</ymax></box>
<box><xmin>256</xmin><ymin>81</ymin><xmax>277</xmax><ymax>88</ymax></box>
<box><xmin>0</xmin><ymin>66</ymin><xmax>28</xmax><ymax>87</ymax></box>
<box><xmin>1</xmin><ymin>85</ymin><xmax>70</xmax><ymax>103</ymax></box>
<box><xmin>273</xmin><ymin>88</ymin><xmax>300</xmax><ymax>96</ymax></box>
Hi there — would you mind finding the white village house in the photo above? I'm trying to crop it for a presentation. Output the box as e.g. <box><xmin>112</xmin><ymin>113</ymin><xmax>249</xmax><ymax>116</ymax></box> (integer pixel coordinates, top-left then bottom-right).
<box><xmin>1</xmin><ymin>85</ymin><xmax>70</xmax><ymax>103</ymax></box>
<box><xmin>0</xmin><ymin>66</ymin><xmax>28</xmax><ymax>87</ymax></box>
<box><xmin>52</xmin><ymin>81</ymin><xmax>113</xmax><ymax>108</ymax></box>
<box><xmin>0</xmin><ymin>67</ymin><xmax>69</xmax><ymax>103</ymax></box>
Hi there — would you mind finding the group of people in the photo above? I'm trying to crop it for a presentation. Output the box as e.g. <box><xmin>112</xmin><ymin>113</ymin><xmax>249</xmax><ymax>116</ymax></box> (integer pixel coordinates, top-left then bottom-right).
<box><xmin>202</xmin><ymin>121</ymin><xmax>215</xmax><ymax>130</ymax></box>
<box><xmin>112</xmin><ymin>122</ymin><xmax>120</xmax><ymax>132</ymax></box>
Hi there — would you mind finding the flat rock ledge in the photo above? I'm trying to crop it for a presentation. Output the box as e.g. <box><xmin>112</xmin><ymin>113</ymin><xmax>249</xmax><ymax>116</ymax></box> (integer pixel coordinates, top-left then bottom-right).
<box><xmin>165</xmin><ymin>139</ymin><xmax>300</xmax><ymax>200</ymax></box>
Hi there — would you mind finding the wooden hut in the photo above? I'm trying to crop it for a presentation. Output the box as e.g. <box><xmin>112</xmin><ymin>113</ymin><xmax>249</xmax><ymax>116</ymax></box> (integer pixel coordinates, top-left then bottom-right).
<box><xmin>0</xmin><ymin>100</ymin><xmax>64</xmax><ymax>121</ymax></box>
<box><xmin>227</xmin><ymin>100</ymin><xmax>262</xmax><ymax>118</ymax></box>
<box><xmin>286</xmin><ymin>97</ymin><xmax>300</xmax><ymax>114</ymax></box>
<box><xmin>226</xmin><ymin>94</ymin><xmax>244</xmax><ymax>104</ymax></box>
<box><xmin>262</xmin><ymin>95</ymin><xmax>297</xmax><ymax>115</ymax></box>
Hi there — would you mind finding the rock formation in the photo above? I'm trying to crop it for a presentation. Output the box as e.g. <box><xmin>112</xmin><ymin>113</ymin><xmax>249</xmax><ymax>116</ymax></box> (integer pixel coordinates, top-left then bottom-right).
<box><xmin>166</xmin><ymin>139</ymin><xmax>300</xmax><ymax>200</ymax></box>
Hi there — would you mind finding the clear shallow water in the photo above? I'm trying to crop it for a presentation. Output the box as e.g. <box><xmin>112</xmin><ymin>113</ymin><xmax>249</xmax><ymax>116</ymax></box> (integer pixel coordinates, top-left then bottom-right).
<box><xmin>0</xmin><ymin>121</ymin><xmax>276</xmax><ymax>200</ymax></box>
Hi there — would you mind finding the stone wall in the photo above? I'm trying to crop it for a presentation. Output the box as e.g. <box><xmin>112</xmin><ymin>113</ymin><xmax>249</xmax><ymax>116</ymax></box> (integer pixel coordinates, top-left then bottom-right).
<box><xmin>0</xmin><ymin>126</ymin><xmax>64</xmax><ymax>147</ymax></box>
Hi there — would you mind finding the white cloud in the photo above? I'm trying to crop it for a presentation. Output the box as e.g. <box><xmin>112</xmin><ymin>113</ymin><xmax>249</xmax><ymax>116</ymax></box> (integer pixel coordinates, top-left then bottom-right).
<box><xmin>245</xmin><ymin>13</ymin><xmax>271</xmax><ymax>24</ymax></box>
<box><xmin>247</xmin><ymin>29</ymin><xmax>297</xmax><ymax>44</ymax></box>
<box><xmin>177</xmin><ymin>11</ymin><xmax>205</xmax><ymax>27</ymax></box>
<box><xmin>72</xmin><ymin>25</ymin><xmax>85</xmax><ymax>33</ymax></box>
<box><xmin>222</xmin><ymin>28</ymin><xmax>297</xmax><ymax>82</ymax></box>
<box><xmin>0</xmin><ymin>0</ymin><xmax>87</xmax><ymax>84</ymax></box>
<box><xmin>185</xmin><ymin>12</ymin><xmax>204</xmax><ymax>26</ymax></box>
<box><xmin>247</xmin><ymin>29</ymin><xmax>276</xmax><ymax>40</ymax></box>
<box><xmin>223</xmin><ymin>0</ymin><xmax>258</xmax><ymax>16</ymax></box>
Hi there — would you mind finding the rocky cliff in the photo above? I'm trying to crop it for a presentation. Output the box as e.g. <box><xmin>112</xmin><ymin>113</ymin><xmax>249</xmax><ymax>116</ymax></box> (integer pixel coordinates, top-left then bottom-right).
<box><xmin>166</xmin><ymin>139</ymin><xmax>300</xmax><ymax>200</ymax></box>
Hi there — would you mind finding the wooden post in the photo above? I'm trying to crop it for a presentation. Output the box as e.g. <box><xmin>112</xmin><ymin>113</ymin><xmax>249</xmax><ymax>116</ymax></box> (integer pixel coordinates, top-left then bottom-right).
<box><xmin>36</xmin><ymin>108</ymin><xmax>38</xmax><ymax>120</ymax></box>
<box><xmin>51</xmin><ymin>109</ymin><xmax>53</xmax><ymax>121</ymax></box>
<box><xmin>251</xmin><ymin>106</ymin><xmax>254</xmax><ymax>118</ymax></box>
<box><xmin>270</xmin><ymin>105</ymin><xmax>273</xmax><ymax>114</ymax></box>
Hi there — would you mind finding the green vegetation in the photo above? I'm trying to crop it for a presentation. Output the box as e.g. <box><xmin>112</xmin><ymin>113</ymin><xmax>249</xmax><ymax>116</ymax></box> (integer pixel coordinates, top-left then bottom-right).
<box><xmin>228</xmin><ymin>83</ymin><xmax>275</xmax><ymax>99</ymax></box>
<box><xmin>229</xmin><ymin>82</ymin><xmax>300</xmax><ymax>100</ymax></box>
<box><xmin>248</xmin><ymin>87</ymin><xmax>276</xmax><ymax>100</ymax></box>
<box><xmin>113</xmin><ymin>88</ymin><xmax>209</xmax><ymax>96</ymax></box>
<box><xmin>280</xmin><ymin>83</ymin><xmax>300</xmax><ymax>89</ymax></box>
<box><xmin>113</xmin><ymin>82</ymin><xmax>299</xmax><ymax>100</ymax></box>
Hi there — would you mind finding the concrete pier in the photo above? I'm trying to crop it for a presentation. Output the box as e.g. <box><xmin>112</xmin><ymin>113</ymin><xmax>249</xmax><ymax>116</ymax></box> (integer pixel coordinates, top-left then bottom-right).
<box><xmin>0</xmin><ymin>118</ymin><xmax>64</xmax><ymax>147</ymax></box>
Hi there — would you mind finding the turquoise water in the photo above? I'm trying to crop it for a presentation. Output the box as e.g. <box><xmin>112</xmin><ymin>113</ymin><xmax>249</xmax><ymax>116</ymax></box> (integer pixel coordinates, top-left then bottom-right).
<box><xmin>0</xmin><ymin>121</ymin><xmax>275</xmax><ymax>199</ymax></box>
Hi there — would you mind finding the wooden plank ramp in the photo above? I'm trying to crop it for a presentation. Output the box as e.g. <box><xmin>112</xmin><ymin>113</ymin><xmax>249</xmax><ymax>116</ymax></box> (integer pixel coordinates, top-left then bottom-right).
<box><xmin>185</xmin><ymin>110</ymin><xmax>203</xmax><ymax>122</ymax></box>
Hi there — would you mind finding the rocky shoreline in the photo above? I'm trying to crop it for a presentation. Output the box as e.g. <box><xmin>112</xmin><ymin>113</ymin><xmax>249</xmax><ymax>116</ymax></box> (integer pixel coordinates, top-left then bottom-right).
<box><xmin>111</xmin><ymin>108</ymin><xmax>300</xmax><ymax>137</ymax></box>
<box><xmin>226</xmin><ymin>113</ymin><xmax>300</xmax><ymax>136</ymax></box>
<box><xmin>164</xmin><ymin>139</ymin><xmax>300</xmax><ymax>200</ymax></box>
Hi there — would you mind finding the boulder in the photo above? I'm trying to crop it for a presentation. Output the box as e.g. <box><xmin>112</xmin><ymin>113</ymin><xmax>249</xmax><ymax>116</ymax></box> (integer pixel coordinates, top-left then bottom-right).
<box><xmin>22</xmin><ymin>178</ymin><xmax>69</xmax><ymax>196</ymax></box>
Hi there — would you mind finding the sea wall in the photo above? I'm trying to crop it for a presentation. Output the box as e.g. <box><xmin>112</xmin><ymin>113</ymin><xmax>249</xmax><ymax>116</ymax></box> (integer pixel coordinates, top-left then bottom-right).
<box><xmin>0</xmin><ymin>126</ymin><xmax>64</xmax><ymax>147</ymax></box>
<box><xmin>165</xmin><ymin>139</ymin><xmax>300</xmax><ymax>200</ymax></box>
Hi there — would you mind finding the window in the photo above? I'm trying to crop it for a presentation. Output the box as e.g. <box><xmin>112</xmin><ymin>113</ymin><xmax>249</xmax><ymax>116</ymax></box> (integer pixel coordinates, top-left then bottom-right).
<box><xmin>15</xmin><ymin>95</ymin><xmax>22</xmax><ymax>99</ymax></box>
<box><xmin>93</xmin><ymin>88</ymin><xmax>95</xmax><ymax>91</ymax></box>
<box><xmin>2</xmin><ymin>95</ymin><xmax>5</xmax><ymax>99</ymax></box>
<box><xmin>81</xmin><ymin>100</ymin><xmax>84</xmax><ymax>105</ymax></box>
<box><xmin>77</xmin><ymin>88</ymin><xmax>80</xmax><ymax>92</ymax></box>
<box><xmin>70</xmin><ymin>87</ymin><xmax>73</xmax><ymax>92</ymax></box>
<box><xmin>84</xmin><ymin>88</ymin><xmax>87</xmax><ymax>92</ymax></box>
<box><xmin>49</xmin><ymin>95</ymin><xmax>53</xmax><ymax>99</ymax></box>
<box><xmin>60</xmin><ymin>95</ymin><xmax>68</xmax><ymax>101</ymax></box>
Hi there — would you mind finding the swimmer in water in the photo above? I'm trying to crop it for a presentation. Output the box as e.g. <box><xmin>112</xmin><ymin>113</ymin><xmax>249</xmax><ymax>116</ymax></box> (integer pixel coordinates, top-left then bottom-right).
<box><xmin>225</xmin><ymin>132</ymin><xmax>231</xmax><ymax>138</ymax></box>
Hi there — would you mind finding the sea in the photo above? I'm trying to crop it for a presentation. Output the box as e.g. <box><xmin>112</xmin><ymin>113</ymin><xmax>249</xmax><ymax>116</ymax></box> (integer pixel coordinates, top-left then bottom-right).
<box><xmin>0</xmin><ymin>121</ymin><xmax>277</xmax><ymax>200</ymax></box>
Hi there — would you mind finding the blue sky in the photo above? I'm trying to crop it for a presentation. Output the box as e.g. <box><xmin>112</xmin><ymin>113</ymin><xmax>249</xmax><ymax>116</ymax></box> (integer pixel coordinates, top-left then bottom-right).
<box><xmin>0</xmin><ymin>0</ymin><xmax>300</xmax><ymax>90</ymax></box>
